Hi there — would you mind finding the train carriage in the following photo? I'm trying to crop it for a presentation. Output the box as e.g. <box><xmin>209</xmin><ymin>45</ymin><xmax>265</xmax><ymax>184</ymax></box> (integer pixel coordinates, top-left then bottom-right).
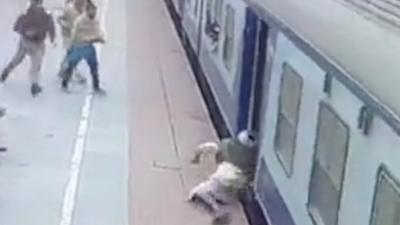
<box><xmin>166</xmin><ymin>0</ymin><xmax>400</xmax><ymax>225</ymax></box>
<box><xmin>182</xmin><ymin>0</ymin><xmax>251</xmax><ymax>134</ymax></box>
<box><xmin>249</xmin><ymin>1</ymin><xmax>400</xmax><ymax>225</ymax></box>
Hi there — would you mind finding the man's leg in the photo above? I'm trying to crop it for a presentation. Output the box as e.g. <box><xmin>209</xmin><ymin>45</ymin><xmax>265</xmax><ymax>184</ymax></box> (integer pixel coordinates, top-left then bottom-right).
<box><xmin>28</xmin><ymin>41</ymin><xmax>45</xmax><ymax>96</ymax></box>
<box><xmin>61</xmin><ymin>46</ymin><xmax>83</xmax><ymax>90</ymax></box>
<box><xmin>0</xmin><ymin>107</ymin><xmax>5</xmax><ymax>118</ymax></box>
<box><xmin>1</xmin><ymin>39</ymin><xmax>26</xmax><ymax>82</ymax></box>
<box><xmin>60</xmin><ymin>45</ymin><xmax>87</xmax><ymax>84</ymax></box>
<box><xmin>84</xmin><ymin>45</ymin><xmax>104</xmax><ymax>93</ymax></box>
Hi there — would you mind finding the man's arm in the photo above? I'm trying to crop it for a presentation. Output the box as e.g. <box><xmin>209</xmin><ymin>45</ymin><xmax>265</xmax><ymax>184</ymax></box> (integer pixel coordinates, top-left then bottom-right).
<box><xmin>47</xmin><ymin>13</ymin><xmax>56</xmax><ymax>43</ymax></box>
<box><xmin>90</xmin><ymin>21</ymin><xmax>106</xmax><ymax>43</ymax></box>
<box><xmin>57</xmin><ymin>13</ymin><xmax>67</xmax><ymax>27</ymax></box>
<box><xmin>190</xmin><ymin>142</ymin><xmax>220</xmax><ymax>164</ymax></box>
<box><xmin>13</xmin><ymin>14</ymin><xmax>24</xmax><ymax>34</ymax></box>
<box><xmin>88</xmin><ymin>37</ymin><xmax>105</xmax><ymax>44</ymax></box>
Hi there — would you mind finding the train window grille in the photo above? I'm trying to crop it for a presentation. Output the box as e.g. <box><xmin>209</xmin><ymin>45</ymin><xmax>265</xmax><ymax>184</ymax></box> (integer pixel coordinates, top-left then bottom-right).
<box><xmin>223</xmin><ymin>5</ymin><xmax>235</xmax><ymax>70</ymax></box>
<box><xmin>205</xmin><ymin>0</ymin><xmax>221</xmax><ymax>46</ymax></box>
<box><xmin>370</xmin><ymin>167</ymin><xmax>400</xmax><ymax>225</ymax></box>
<box><xmin>308</xmin><ymin>103</ymin><xmax>350</xmax><ymax>225</ymax></box>
<box><xmin>274</xmin><ymin>63</ymin><xmax>303</xmax><ymax>176</ymax></box>
<box><xmin>205</xmin><ymin>0</ymin><xmax>214</xmax><ymax>25</ymax></box>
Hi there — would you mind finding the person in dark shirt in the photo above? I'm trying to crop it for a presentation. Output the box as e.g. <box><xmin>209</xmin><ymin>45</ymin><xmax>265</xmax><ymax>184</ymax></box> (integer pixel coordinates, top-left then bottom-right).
<box><xmin>1</xmin><ymin>0</ymin><xmax>56</xmax><ymax>96</ymax></box>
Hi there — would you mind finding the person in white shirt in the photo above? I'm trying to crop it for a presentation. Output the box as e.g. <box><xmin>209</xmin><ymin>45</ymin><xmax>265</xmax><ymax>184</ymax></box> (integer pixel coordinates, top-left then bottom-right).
<box><xmin>57</xmin><ymin>0</ymin><xmax>87</xmax><ymax>83</ymax></box>
<box><xmin>59</xmin><ymin>0</ymin><xmax>105</xmax><ymax>94</ymax></box>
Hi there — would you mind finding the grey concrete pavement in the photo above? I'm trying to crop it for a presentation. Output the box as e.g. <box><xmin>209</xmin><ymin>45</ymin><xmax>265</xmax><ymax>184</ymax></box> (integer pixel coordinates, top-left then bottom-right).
<box><xmin>0</xmin><ymin>0</ymin><xmax>248</xmax><ymax>224</ymax></box>
<box><xmin>0</xmin><ymin>1</ymin><xmax>86</xmax><ymax>224</ymax></box>
<box><xmin>127</xmin><ymin>0</ymin><xmax>249</xmax><ymax>224</ymax></box>
<box><xmin>71</xmin><ymin>0</ymin><xmax>129</xmax><ymax>224</ymax></box>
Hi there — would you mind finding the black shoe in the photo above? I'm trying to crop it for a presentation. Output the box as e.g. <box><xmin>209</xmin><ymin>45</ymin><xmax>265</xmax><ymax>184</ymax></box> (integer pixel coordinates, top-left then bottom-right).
<box><xmin>0</xmin><ymin>147</ymin><xmax>7</xmax><ymax>152</ymax></box>
<box><xmin>0</xmin><ymin>107</ymin><xmax>5</xmax><ymax>118</ymax></box>
<box><xmin>31</xmin><ymin>83</ymin><xmax>42</xmax><ymax>96</ymax></box>
<box><xmin>61</xmin><ymin>80</ymin><xmax>71</xmax><ymax>93</ymax></box>
<box><xmin>1</xmin><ymin>69</ymin><xmax>9</xmax><ymax>83</ymax></box>
<box><xmin>62</xmin><ymin>79</ymin><xmax>68</xmax><ymax>88</ymax></box>
<box><xmin>93</xmin><ymin>87</ymin><xmax>106</xmax><ymax>96</ymax></box>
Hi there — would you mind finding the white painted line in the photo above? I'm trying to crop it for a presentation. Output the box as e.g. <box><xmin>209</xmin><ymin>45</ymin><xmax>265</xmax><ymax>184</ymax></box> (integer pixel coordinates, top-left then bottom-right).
<box><xmin>59</xmin><ymin>0</ymin><xmax>110</xmax><ymax>225</ymax></box>
<box><xmin>59</xmin><ymin>94</ymin><xmax>93</xmax><ymax>225</ymax></box>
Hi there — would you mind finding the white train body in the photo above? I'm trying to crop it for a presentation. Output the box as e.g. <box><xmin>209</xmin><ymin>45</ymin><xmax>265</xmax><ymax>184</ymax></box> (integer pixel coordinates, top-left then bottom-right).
<box><xmin>167</xmin><ymin>0</ymin><xmax>400</xmax><ymax>224</ymax></box>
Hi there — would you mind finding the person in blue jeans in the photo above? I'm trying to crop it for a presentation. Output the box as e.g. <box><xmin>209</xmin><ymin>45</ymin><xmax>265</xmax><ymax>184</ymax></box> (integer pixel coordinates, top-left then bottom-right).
<box><xmin>60</xmin><ymin>0</ymin><xmax>105</xmax><ymax>94</ymax></box>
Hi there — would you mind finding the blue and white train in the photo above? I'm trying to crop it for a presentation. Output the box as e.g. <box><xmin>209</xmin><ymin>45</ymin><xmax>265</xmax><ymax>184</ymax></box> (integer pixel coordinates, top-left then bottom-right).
<box><xmin>165</xmin><ymin>0</ymin><xmax>400</xmax><ymax>225</ymax></box>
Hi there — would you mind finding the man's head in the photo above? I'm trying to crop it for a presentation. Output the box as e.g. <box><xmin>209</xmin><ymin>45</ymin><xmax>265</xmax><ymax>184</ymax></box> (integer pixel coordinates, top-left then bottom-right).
<box><xmin>237</xmin><ymin>130</ymin><xmax>257</xmax><ymax>147</ymax></box>
<box><xmin>86</xmin><ymin>0</ymin><xmax>97</xmax><ymax>19</ymax></box>
<box><xmin>74</xmin><ymin>0</ymin><xmax>87</xmax><ymax>13</ymax></box>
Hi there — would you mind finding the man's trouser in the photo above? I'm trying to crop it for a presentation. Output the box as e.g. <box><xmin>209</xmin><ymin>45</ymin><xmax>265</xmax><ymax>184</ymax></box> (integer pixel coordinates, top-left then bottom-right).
<box><xmin>59</xmin><ymin>35</ymin><xmax>85</xmax><ymax>81</ymax></box>
<box><xmin>61</xmin><ymin>43</ymin><xmax>99</xmax><ymax>89</ymax></box>
<box><xmin>5</xmin><ymin>37</ymin><xmax>45</xmax><ymax>85</ymax></box>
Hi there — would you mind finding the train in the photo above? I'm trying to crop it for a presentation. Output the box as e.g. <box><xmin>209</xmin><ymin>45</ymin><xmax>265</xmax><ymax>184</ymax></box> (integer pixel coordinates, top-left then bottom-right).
<box><xmin>164</xmin><ymin>0</ymin><xmax>400</xmax><ymax>225</ymax></box>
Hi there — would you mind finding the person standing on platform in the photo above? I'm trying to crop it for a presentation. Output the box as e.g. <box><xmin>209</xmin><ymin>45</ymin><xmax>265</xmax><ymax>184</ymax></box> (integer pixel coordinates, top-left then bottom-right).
<box><xmin>59</xmin><ymin>0</ymin><xmax>106</xmax><ymax>95</ymax></box>
<box><xmin>57</xmin><ymin>0</ymin><xmax>87</xmax><ymax>83</ymax></box>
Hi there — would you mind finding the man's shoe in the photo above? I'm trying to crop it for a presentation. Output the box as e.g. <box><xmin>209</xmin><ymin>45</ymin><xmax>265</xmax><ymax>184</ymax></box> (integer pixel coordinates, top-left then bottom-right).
<box><xmin>0</xmin><ymin>147</ymin><xmax>7</xmax><ymax>152</ymax></box>
<box><xmin>1</xmin><ymin>69</ymin><xmax>10</xmax><ymax>83</ymax></box>
<box><xmin>93</xmin><ymin>87</ymin><xmax>106</xmax><ymax>96</ymax></box>
<box><xmin>31</xmin><ymin>83</ymin><xmax>43</xmax><ymax>96</ymax></box>
<box><xmin>0</xmin><ymin>107</ymin><xmax>5</xmax><ymax>118</ymax></box>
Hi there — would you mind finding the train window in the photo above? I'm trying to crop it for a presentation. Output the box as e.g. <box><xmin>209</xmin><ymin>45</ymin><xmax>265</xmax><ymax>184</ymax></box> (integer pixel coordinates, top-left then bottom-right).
<box><xmin>206</xmin><ymin>0</ymin><xmax>214</xmax><ymax>23</ymax></box>
<box><xmin>214</xmin><ymin>0</ymin><xmax>224</xmax><ymax>26</ymax></box>
<box><xmin>308</xmin><ymin>103</ymin><xmax>349</xmax><ymax>225</ymax></box>
<box><xmin>205</xmin><ymin>0</ymin><xmax>220</xmax><ymax>46</ymax></box>
<box><xmin>274</xmin><ymin>63</ymin><xmax>303</xmax><ymax>176</ymax></box>
<box><xmin>370</xmin><ymin>167</ymin><xmax>400</xmax><ymax>225</ymax></box>
<box><xmin>222</xmin><ymin>5</ymin><xmax>235</xmax><ymax>69</ymax></box>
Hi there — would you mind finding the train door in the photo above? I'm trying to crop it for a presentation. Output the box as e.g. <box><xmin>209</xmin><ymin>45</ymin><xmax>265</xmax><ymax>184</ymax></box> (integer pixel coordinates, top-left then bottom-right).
<box><xmin>236</xmin><ymin>8</ymin><xmax>269</xmax><ymax>134</ymax></box>
<box><xmin>248</xmin><ymin>21</ymin><xmax>268</xmax><ymax>133</ymax></box>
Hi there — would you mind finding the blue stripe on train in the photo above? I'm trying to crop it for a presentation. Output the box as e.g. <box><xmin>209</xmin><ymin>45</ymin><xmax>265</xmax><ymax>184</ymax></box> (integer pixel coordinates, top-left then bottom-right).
<box><xmin>237</xmin><ymin>7</ymin><xmax>258</xmax><ymax>133</ymax></box>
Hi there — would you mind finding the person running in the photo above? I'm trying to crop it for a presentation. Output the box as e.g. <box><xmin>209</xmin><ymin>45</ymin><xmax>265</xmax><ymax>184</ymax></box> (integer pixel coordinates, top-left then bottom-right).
<box><xmin>57</xmin><ymin>0</ymin><xmax>87</xmax><ymax>83</ymax></box>
<box><xmin>0</xmin><ymin>0</ymin><xmax>55</xmax><ymax>96</ymax></box>
<box><xmin>60</xmin><ymin>0</ymin><xmax>105</xmax><ymax>94</ymax></box>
